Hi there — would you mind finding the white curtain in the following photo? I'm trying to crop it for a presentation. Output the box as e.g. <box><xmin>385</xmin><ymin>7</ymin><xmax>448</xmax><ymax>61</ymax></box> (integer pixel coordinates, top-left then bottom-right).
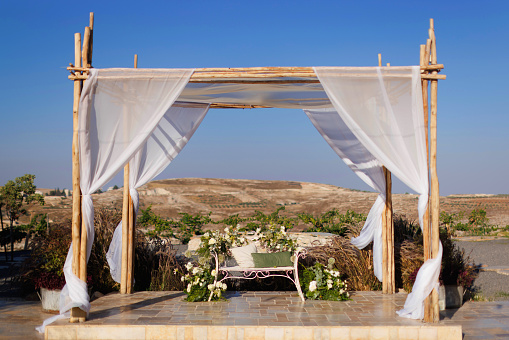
<box><xmin>107</xmin><ymin>102</ymin><xmax>210</xmax><ymax>283</ymax></box>
<box><xmin>304</xmin><ymin>108</ymin><xmax>386</xmax><ymax>281</ymax></box>
<box><xmin>37</xmin><ymin>68</ymin><xmax>194</xmax><ymax>333</ymax></box>
<box><xmin>315</xmin><ymin>66</ymin><xmax>441</xmax><ymax>320</ymax></box>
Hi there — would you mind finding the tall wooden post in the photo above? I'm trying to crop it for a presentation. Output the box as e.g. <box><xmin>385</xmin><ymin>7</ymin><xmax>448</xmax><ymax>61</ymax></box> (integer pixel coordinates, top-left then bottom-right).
<box><xmin>121</xmin><ymin>163</ymin><xmax>129</xmax><ymax>294</ymax></box>
<box><xmin>126</xmin><ymin>55</ymin><xmax>138</xmax><ymax>294</ymax></box>
<box><xmin>378</xmin><ymin>54</ymin><xmax>395</xmax><ymax>295</ymax></box>
<box><xmin>421</xmin><ymin>18</ymin><xmax>441</xmax><ymax>323</ymax></box>
<box><xmin>429</xmin><ymin>18</ymin><xmax>440</xmax><ymax>322</ymax></box>
<box><xmin>121</xmin><ymin>54</ymin><xmax>138</xmax><ymax>294</ymax></box>
<box><xmin>70</xmin><ymin>13</ymin><xmax>94</xmax><ymax>322</ymax></box>
<box><xmin>70</xmin><ymin>31</ymin><xmax>84</xmax><ymax>323</ymax></box>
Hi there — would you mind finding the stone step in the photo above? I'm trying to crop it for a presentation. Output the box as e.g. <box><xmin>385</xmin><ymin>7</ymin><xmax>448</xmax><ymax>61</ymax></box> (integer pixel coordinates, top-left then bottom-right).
<box><xmin>46</xmin><ymin>324</ymin><xmax>462</xmax><ymax>340</ymax></box>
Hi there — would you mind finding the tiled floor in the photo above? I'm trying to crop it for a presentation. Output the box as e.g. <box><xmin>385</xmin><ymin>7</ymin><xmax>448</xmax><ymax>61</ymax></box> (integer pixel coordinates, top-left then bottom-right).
<box><xmin>2</xmin><ymin>291</ymin><xmax>509</xmax><ymax>339</ymax></box>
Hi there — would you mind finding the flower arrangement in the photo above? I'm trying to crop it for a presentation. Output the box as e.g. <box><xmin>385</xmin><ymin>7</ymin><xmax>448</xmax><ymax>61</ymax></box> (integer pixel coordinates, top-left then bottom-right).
<box><xmin>197</xmin><ymin>226</ymin><xmax>248</xmax><ymax>260</ymax></box>
<box><xmin>300</xmin><ymin>258</ymin><xmax>349</xmax><ymax>301</ymax></box>
<box><xmin>181</xmin><ymin>261</ymin><xmax>226</xmax><ymax>302</ymax></box>
<box><xmin>254</xmin><ymin>225</ymin><xmax>296</xmax><ymax>253</ymax></box>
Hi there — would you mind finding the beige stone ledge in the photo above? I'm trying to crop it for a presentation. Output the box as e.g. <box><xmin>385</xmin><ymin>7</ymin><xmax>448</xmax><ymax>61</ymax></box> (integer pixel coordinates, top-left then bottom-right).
<box><xmin>46</xmin><ymin>325</ymin><xmax>462</xmax><ymax>340</ymax></box>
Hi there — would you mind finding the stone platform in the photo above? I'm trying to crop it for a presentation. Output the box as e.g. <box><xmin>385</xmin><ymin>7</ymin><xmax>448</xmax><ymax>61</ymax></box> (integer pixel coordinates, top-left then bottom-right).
<box><xmin>45</xmin><ymin>291</ymin><xmax>464</xmax><ymax>340</ymax></box>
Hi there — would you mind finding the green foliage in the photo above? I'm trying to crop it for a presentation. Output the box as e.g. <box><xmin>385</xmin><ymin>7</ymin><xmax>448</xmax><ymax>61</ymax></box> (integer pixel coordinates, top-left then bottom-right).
<box><xmin>468</xmin><ymin>209</ymin><xmax>488</xmax><ymax>226</ymax></box>
<box><xmin>139</xmin><ymin>206</ymin><xmax>209</xmax><ymax>244</ymax></box>
<box><xmin>47</xmin><ymin>188</ymin><xmax>66</xmax><ymax>197</ymax></box>
<box><xmin>1</xmin><ymin>174</ymin><xmax>44</xmax><ymax>224</ymax></box>
<box><xmin>246</xmin><ymin>207</ymin><xmax>295</xmax><ymax>231</ymax></box>
<box><xmin>300</xmin><ymin>259</ymin><xmax>349</xmax><ymax>301</ymax></box>
<box><xmin>440</xmin><ymin>208</ymin><xmax>497</xmax><ymax>236</ymax></box>
<box><xmin>0</xmin><ymin>174</ymin><xmax>44</xmax><ymax>258</ymax></box>
<box><xmin>299</xmin><ymin>209</ymin><xmax>365</xmax><ymax>236</ymax></box>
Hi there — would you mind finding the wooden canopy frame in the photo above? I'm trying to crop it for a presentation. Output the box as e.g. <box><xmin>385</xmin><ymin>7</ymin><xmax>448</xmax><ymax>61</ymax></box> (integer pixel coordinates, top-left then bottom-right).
<box><xmin>68</xmin><ymin>13</ymin><xmax>445</xmax><ymax>323</ymax></box>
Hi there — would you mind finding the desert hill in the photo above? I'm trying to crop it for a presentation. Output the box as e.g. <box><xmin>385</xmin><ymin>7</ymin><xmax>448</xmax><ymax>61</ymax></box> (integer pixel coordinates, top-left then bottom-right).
<box><xmin>19</xmin><ymin>178</ymin><xmax>509</xmax><ymax>228</ymax></box>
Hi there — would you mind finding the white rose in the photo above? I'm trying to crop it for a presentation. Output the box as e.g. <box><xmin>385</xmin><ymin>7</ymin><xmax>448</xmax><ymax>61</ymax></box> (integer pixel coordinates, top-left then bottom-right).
<box><xmin>209</xmin><ymin>238</ymin><xmax>216</xmax><ymax>245</ymax></box>
<box><xmin>309</xmin><ymin>281</ymin><xmax>317</xmax><ymax>292</ymax></box>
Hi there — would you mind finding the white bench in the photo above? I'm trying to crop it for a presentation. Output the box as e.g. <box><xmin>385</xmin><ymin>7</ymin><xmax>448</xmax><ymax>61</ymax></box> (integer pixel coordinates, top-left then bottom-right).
<box><xmin>209</xmin><ymin>248</ymin><xmax>307</xmax><ymax>301</ymax></box>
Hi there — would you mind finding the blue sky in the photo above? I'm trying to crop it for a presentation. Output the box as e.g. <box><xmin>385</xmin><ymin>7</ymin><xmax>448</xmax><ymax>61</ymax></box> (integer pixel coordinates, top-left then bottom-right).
<box><xmin>1</xmin><ymin>1</ymin><xmax>508</xmax><ymax>195</ymax></box>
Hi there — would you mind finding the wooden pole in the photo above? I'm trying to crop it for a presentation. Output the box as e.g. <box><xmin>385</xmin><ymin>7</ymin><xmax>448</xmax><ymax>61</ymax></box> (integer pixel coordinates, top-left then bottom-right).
<box><xmin>421</xmin><ymin>44</ymin><xmax>433</xmax><ymax>323</ymax></box>
<box><xmin>126</xmin><ymin>54</ymin><xmax>138</xmax><ymax>294</ymax></box>
<box><xmin>121</xmin><ymin>164</ymin><xmax>129</xmax><ymax>294</ymax></box>
<box><xmin>378</xmin><ymin>53</ymin><xmax>395</xmax><ymax>295</ymax></box>
<box><xmin>429</xmin><ymin>18</ymin><xmax>440</xmax><ymax>323</ymax></box>
<box><xmin>70</xmin><ymin>32</ymin><xmax>87</xmax><ymax>323</ymax></box>
<box><xmin>88</xmin><ymin>13</ymin><xmax>94</xmax><ymax>68</ymax></box>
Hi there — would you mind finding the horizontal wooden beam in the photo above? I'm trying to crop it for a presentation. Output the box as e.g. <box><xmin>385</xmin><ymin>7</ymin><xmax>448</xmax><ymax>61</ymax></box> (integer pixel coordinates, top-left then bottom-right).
<box><xmin>68</xmin><ymin>72</ymin><xmax>445</xmax><ymax>81</ymax></box>
<box><xmin>68</xmin><ymin>64</ymin><xmax>445</xmax><ymax>81</ymax></box>
<box><xmin>210</xmin><ymin>103</ymin><xmax>271</xmax><ymax>109</ymax></box>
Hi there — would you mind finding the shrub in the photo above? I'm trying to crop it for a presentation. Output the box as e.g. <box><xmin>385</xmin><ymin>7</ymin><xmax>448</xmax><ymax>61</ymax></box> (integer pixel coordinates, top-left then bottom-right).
<box><xmin>182</xmin><ymin>261</ymin><xmax>226</xmax><ymax>302</ymax></box>
<box><xmin>300</xmin><ymin>259</ymin><xmax>349</xmax><ymax>301</ymax></box>
<box><xmin>19</xmin><ymin>222</ymin><xmax>72</xmax><ymax>292</ymax></box>
<box><xmin>307</xmin><ymin>225</ymin><xmax>381</xmax><ymax>291</ymax></box>
<box><xmin>299</xmin><ymin>209</ymin><xmax>366</xmax><ymax>236</ymax></box>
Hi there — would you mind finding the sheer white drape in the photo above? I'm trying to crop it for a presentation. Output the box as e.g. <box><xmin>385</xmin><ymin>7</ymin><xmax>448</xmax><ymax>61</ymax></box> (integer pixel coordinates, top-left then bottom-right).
<box><xmin>107</xmin><ymin>103</ymin><xmax>210</xmax><ymax>283</ymax></box>
<box><xmin>304</xmin><ymin>108</ymin><xmax>386</xmax><ymax>281</ymax></box>
<box><xmin>315</xmin><ymin>66</ymin><xmax>441</xmax><ymax>319</ymax></box>
<box><xmin>37</xmin><ymin>68</ymin><xmax>194</xmax><ymax>333</ymax></box>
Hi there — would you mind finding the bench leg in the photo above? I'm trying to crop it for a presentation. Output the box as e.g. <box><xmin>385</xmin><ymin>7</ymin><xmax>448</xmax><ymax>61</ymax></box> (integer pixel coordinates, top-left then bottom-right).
<box><xmin>293</xmin><ymin>269</ymin><xmax>305</xmax><ymax>302</ymax></box>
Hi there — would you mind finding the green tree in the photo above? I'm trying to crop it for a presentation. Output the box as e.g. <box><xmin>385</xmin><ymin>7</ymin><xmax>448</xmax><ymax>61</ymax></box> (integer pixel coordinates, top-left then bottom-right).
<box><xmin>0</xmin><ymin>174</ymin><xmax>44</xmax><ymax>261</ymax></box>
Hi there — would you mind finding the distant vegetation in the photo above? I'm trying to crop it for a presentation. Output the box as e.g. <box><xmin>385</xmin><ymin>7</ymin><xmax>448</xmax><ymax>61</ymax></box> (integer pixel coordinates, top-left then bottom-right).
<box><xmin>440</xmin><ymin>208</ymin><xmax>509</xmax><ymax>237</ymax></box>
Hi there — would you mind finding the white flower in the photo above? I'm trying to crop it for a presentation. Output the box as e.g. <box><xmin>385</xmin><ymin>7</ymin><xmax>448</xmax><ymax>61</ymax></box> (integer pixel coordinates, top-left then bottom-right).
<box><xmin>211</xmin><ymin>269</ymin><xmax>217</xmax><ymax>277</ymax></box>
<box><xmin>192</xmin><ymin>267</ymin><xmax>200</xmax><ymax>275</ymax></box>
<box><xmin>340</xmin><ymin>289</ymin><xmax>344</xmax><ymax>294</ymax></box>
<box><xmin>240</xmin><ymin>237</ymin><xmax>246</xmax><ymax>243</ymax></box>
<box><xmin>185</xmin><ymin>262</ymin><xmax>193</xmax><ymax>270</ymax></box>
<box><xmin>346</xmin><ymin>292</ymin><xmax>350</xmax><ymax>297</ymax></box>
<box><xmin>187</xmin><ymin>284</ymin><xmax>192</xmax><ymax>293</ymax></box>
<box><xmin>181</xmin><ymin>276</ymin><xmax>185</xmax><ymax>282</ymax></box>
<box><xmin>256</xmin><ymin>228</ymin><xmax>261</xmax><ymax>234</ymax></box>
<box><xmin>309</xmin><ymin>281</ymin><xmax>317</xmax><ymax>292</ymax></box>
<box><xmin>208</xmin><ymin>284</ymin><xmax>215</xmax><ymax>291</ymax></box>
<box><xmin>224</xmin><ymin>227</ymin><xmax>230</xmax><ymax>234</ymax></box>
<box><xmin>222</xmin><ymin>283</ymin><xmax>227</xmax><ymax>290</ymax></box>
<box><xmin>204</xmin><ymin>232</ymin><xmax>210</xmax><ymax>238</ymax></box>
<box><xmin>215</xmin><ymin>281</ymin><xmax>223</xmax><ymax>288</ymax></box>
<box><xmin>208</xmin><ymin>238</ymin><xmax>217</xmax><ymax>245</ymax></box>
<box><xmin>327</xmin><ymin>283</ymin><xmax>333</xmax><ymax>289</ymax></box>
